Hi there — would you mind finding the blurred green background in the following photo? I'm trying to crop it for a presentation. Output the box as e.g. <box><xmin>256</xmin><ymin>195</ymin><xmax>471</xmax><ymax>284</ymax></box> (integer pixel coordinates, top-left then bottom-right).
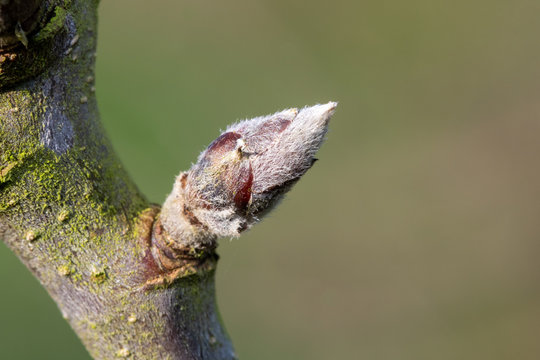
<box><xmin>2</xmin><ymin>0</ymin><xmax>540</xmax><ymax>358</ymax></box>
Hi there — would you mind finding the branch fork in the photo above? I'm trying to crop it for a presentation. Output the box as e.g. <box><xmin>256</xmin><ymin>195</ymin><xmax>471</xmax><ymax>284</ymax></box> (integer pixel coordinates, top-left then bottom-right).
<box><xmin>1</xmin><ymin>1</ymin><xmax>338</xmax><ymax>358</ymax></box>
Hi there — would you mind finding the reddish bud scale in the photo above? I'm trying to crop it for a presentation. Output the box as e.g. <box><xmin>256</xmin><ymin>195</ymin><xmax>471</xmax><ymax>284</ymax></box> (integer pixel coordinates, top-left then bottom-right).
<box><xmin>205</xmin><ymin>132</ymin><xmax>242</xmax><ymax>159</ymax></box>
<box><xmin>232</xmin><ymin>163</ymin><xmax>253</xmax><ymax>211</ymax></box>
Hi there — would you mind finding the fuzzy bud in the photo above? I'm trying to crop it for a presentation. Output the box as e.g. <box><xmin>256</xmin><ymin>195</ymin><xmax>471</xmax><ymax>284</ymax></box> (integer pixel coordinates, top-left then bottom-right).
<box><xmin>160</xmin><ymin>102</ymin><xmax>336</xmax><ymax>248</ymax></box>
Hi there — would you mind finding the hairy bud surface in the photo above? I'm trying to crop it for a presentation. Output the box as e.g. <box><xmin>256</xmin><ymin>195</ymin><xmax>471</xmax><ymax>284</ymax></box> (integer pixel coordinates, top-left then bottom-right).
<box><xmin>160</xmin><ymin>102</ymin><xmax>337</xmax><ymax>248</ymax></box>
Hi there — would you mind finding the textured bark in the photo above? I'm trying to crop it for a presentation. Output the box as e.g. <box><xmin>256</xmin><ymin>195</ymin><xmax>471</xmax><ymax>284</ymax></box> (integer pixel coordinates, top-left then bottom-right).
<box><xmin>0</xmin><ymin>1</ymin><xmax>235</xmax><ymax>359</ymax></box>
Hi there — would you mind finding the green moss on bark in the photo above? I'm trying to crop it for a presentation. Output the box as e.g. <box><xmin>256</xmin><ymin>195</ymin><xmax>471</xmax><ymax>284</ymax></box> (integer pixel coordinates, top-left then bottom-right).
<box><xmin>0</xmin><ymin>0</ymin><xmax>235</xmax><ymax>358</ymax></box>
<box><xmin>33</xmin><ymin>6</ymin><xmax>68</xmax><ymax>42</ymax></box>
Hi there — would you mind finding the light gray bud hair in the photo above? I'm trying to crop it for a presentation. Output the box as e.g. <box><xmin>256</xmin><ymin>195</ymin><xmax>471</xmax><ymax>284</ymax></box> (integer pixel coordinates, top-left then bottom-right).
<box><xmin>160</xmin><ymin>102</ymin><xmax>337</xmax><ymax>248</ymax></box>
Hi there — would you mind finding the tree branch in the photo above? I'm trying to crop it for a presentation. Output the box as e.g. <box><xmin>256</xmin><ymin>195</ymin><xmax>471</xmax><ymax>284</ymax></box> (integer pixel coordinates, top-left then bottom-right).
<box><xmin>0</xmin><ymin>0</ymin><xmax>335</xmax><ymax>359</ymax></box>
<box><xmin>0</xmin><ymin>1</ymin><xmax>235</xmax><ymax>358</ymax></box>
